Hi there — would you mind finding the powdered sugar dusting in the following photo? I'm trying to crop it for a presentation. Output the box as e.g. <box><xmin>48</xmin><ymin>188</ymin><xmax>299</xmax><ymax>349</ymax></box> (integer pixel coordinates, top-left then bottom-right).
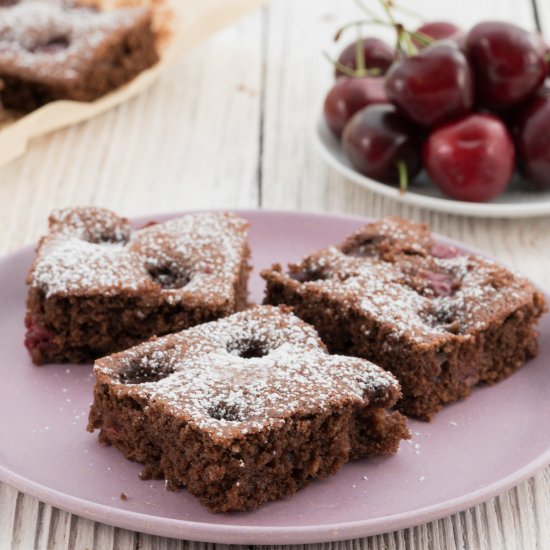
<box><xmin>29</xmin><ymin>207</ymin><xmax>249</xmax><ymax>307</ymax></box>
<box><xmin>0</xmin><ymin>0</ymin><xmax>150</xmax><ymax>82</ymax></box>
<box><xmin>34</xmin><ymin>236</ymin><xmax>146</xmax><ymax>295</ymax></box>
<box><xmin>95</xmin><ymin>307</ymin><xmax>400</xmax><ymax>443</ymax></box>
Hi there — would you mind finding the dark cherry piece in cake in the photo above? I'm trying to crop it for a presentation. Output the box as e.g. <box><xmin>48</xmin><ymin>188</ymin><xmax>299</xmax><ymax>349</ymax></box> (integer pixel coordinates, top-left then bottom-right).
<box><xmin>25</xmin><ymin>207</ymin><xmax>250</xmax><ymax>364</ymax></box>
<box><xmin>262</xmin><ymin>217</ymin><xmax>547</xmax><ymax>420</ymax></box>
<box><xmin>0</xmin><ymin>0</ymin><xmax>159</xmax><ymax>111</ymax></box>
<box><xmin>87</xmin><ymin>306</ymin><xmax>409</xmax><ymax>512</ymax></box>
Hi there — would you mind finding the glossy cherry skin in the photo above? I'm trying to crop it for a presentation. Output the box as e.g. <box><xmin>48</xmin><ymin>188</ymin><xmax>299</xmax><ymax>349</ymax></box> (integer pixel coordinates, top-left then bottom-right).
<box><xmin>413</xmin><ymin>21</ymin><xmax>463</xmax><ymax>48</ymax></box>
<box><xmin>385</xmin><ymin>41</ymin><xmax>474</xmax><ymax>127</ymax></box>
<box><xmin>514</xmin><ymin>91</ymin><xmax>550</xmax><ymax>189</ymax></box>
<box><xmin>342</xmin><ymin>104</ymin><xmax>422</xmax><ymax>184</ymax></box>
<box><xmin>465</xmin><ymin>22</ymin><xmax>547</xmax><ymax>109</ymax></box>
<box><xmin>423</xmin><ymin>113</ymin><xmax>515</xmax><ymax>202</ymax></box>
<box><xmin>323</xmin><ymin>77</ymin><xmax>388</xmax><ymax>137</ymax></box>
<box><xmin>335</xmin><ymin>38</ymin><xmax>395</xmax><ymax>77</ymax></box>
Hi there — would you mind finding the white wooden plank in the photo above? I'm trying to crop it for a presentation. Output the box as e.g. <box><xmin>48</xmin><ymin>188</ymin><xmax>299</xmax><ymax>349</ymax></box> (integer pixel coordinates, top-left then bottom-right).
<box><xmin>10</xmin><ymin>492</ymin><xmax>40</xmax><ymax>550</ymax></box>
<box><xmin>535</xmin><ymin>0</ymin><xmax>550</xmax><ymax>35</ymax></box>
<box><xmin>69</xmin><ymin>516</ymin><xmax>96</xmax><ymax>550</ymax></box>
<box><xmin>34</xmin><ymin>503</ymin><xmax>53</xmax><ymax>550</ymax></box>
<box><xmin>515</xmin><ymin>482</ymin><xmax>537</xmax><ymax>549</ymax></box>
<box><xmin>532</xmin><ymin>470</ymin><xmax>550</xmax><ymax>545</ymax></box>
<box><xmin>45</xmin><ymin>508</ymin><xmax>71</xmax><ymax>550</ymax></box>
<box><xmin>0</xmin><ymin>483</ymin><xmax>17</xmax><ymax>549</ymax></box>
<box><xmin>112</xmin><ymin>527</ymin><xmax>136</xmax><ymax>549</ymax></box>
<box><xmin>93</xmin><ymin>523</ymin><xmax>115</xmax><ymax>550</ymax></box>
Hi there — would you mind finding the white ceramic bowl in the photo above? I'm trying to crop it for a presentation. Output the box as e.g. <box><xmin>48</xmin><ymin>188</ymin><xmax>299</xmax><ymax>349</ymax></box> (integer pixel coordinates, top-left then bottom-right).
<box><xmin>314</xmin><ymin>116</ymin><xmax>550</xmax><ymax>218</ymax></box>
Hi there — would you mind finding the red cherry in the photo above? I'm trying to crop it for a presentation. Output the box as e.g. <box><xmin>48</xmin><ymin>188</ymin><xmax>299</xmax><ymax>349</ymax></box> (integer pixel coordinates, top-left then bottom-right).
<box><xmin>413</xmin><ymin>21</ymin><xmax>463</xmax><ymax>48</ymax></box>
<box><xmin>385</xmin><ymin>41</ymin><xmax>474</xmax><ymax>127</ymax></box>
<box><xmin>465</xmin><ymin>22</ymin><xmax>547</xmax><ymax>109</ymax></box>
<box><xmin>342</xmin><ymin>104</ymin><xmax>422</xmax><ymax>185</ymax></box>
<box><xmin>514</xmin><ymin>94</ymin><xmax>550</xmax><ymax>189</ymax></box>
<box><xmin>423</xmin><ymin>113</ymin><xmax>515</xmax><ymax>202</ymax></box>
<box><xmin>335</xmin><ymin>38</ymin><xmax>395</xmax><ymax>77</ymax></box>
<box><xmin>323</xmin><ymin>77</ymin><xmax>388</xmax><ymax>137</ymax></box>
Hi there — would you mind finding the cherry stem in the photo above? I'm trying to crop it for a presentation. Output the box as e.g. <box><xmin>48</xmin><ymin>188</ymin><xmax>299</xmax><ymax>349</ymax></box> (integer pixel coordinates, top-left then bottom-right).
<box><xmin>380</xmin><ymin>0</ymin><xmax>397</xmax><ymax>28</ymax></box>
<box><xmin>355</xmin><ymin>24</ymin><xmax>366</xmax><ymax>73</ymax></box>
<box><xmin>544</xmin><ymin>52</ymin><xmax>550</xmax><ymax>63</ymax></box>
<box><xmin>323</xmin><ymin>51</ymin><xmax>382</xmax><ymax>77</ymax></box>
<box><xmin>396</xmin><ymin>160</ymin><xmax>408</xmax><ymax>194</ymax></box>
<box><xmin>409</xmin><ymin>30</ymin><xmax>433</xmax><ymax>46</ymax></box>
<box><xmin>378</xmin><ymin>0</ymin><xmax>419</xmax><ymax>57</ymax></box>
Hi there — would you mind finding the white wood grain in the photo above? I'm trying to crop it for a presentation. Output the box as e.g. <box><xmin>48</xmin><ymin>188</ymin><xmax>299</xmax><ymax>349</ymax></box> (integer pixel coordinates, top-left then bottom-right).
<box><xmin>535</xmin><ymin>0</ymin><xmax>550</xmax><ymax>35</ymax></box>
<box><xmin>1</xmin><ymin>0</ymin><xmax>550</xmax><ymax>548</ymax></box>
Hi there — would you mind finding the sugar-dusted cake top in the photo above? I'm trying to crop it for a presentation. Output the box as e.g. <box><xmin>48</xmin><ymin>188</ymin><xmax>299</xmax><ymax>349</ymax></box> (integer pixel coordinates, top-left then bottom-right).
<box><xmin>94</xmin><ymin>306</ymin><xmax>402</xmax><ymax>444</ymax></box>
<box><xmin>263</xmin><ymin>217</ymin><xmax>542</xmax><ymax>345</ymax></box>
<box><xmin>0</xmin><ymin>0</ymin><xmax>153</xmax><ymax>83</ymax></box>
<box><xmin>28</xmin><ymin>207</ymin><xmax>249</xmax><ymax>307</ymax></box>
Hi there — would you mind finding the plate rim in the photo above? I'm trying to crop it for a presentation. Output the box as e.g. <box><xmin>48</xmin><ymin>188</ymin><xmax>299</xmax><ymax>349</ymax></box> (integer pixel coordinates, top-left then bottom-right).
<box><xmin>313</xmin><ymin>116</ymin><xmax>550</xmax><ymax>219</ymax></box>
<box><xmin>1</xmin><ymin>207</ymin><xmax>549</xmax><ymax>544</ymax></box>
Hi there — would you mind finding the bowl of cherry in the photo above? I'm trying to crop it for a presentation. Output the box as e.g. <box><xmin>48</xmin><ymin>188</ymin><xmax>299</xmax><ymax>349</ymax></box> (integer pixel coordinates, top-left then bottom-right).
<box><xmin>315</xmin><ymin>10</ymin><xmax>550</xmax><ymax>217</ymax></box>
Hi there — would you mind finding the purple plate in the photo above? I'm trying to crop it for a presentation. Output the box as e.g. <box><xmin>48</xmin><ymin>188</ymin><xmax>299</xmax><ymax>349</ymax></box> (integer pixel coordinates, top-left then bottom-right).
<box><xmin>0</xmin><ymin>210</ymin><xmax>549</xmax><ymax>544</ymax></box>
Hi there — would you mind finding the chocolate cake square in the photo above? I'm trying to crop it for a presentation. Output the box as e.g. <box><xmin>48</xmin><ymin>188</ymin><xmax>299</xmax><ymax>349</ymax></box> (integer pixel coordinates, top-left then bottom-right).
<box><xmin>262</xmin><ymin>217</ymin><xmax>547</xmax><ymax>420</ymax></box>
<box><xmin>25</xmin><ymin>207</ymin><xmax>250</xmax><ymax>364</ymax></box>
<box><xmin>87</xmin><ymin>306</ymin><xmax>409</xmax><ymax>512</ymax></box>
<box><xmin>0</xmin><ymin>0</ymin><xmax>159</xmax><ymax>111</ymax></box>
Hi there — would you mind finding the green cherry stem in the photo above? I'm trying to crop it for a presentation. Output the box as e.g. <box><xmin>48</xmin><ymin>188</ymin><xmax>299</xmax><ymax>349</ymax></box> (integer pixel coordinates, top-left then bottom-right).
<box><xmin>409</xmin><ymin>30</ymin><xmax>434</xmax><ymax>47</ymax></box>
<box><xmin>396</xmin><ymin>160</ymin><xmax>409</xmax><ymax>194</ymax></box>
<box><xmin>322</xmin><ymin>52</ymin><xmax>382</xmax><ymax>78</ymax></box>
<box><xmin>544</xmin><ymin>51</ymin><xmax>550</xmax><ymax>63</ymax></box>
<box><xmin>355</xmin><ymin>24</ymin><xmax>366</xmax><ymax>73</ymax></box>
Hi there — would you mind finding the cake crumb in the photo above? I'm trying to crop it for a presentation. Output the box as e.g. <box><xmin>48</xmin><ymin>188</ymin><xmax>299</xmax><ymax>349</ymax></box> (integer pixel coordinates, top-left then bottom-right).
<box><xmin>120</xmin><ymin>493</ymin><xmax>128</xmax><ymax>501</ymax></box>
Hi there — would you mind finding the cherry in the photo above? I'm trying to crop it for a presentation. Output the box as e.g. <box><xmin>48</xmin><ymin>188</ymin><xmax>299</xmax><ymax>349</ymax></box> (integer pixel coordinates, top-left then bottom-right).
<box><xmin>465</xmin><ymin>22</ymin><xmax>547</xmax><ymax>110</ymax></box>
<box><xmin>385</xmin><ymin>41</ymin><xmax>474</xmax><ymax>127</ymax></box>
<box><xmin>423</xmin><ymin>113</ymin><xmax>515</xmax><ymax>202</ymax></box>
<box><xmin>413</xmin><ymin>21</ymin><xmax>463</xmax><ymax>48</ymax></box>
<box><xmin>335</xmin><ymin>38</ymin><xmax>395</xmax><ymax>77</ymax></box>
<box><xmin>323</xmin><ymin>77</ymin><xmax>388</xmax><ymax>137</ymax></box>
<box><xmin>342</xmin><ymin>104</ymin><xmax>422</xmax><ymax>186</ymax></box>
<box><xmin>514</xmin><ymin>93</ymin><xmax>550</xmax><ymax>189</ymax></box>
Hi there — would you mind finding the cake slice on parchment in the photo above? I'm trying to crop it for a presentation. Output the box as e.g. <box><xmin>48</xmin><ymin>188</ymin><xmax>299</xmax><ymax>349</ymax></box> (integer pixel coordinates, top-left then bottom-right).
<box><xmin>0</xmin><ymin>0</ymin><xmax>159</xmax><ymax>111</ymax></box>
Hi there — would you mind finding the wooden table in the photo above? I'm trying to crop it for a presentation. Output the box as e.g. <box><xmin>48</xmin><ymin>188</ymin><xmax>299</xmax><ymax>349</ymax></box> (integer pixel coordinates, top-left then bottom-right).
<box><xmin>1</xmin><ymin>0</ymin><xmax>550</xmax><ymax>548</ymax></box>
